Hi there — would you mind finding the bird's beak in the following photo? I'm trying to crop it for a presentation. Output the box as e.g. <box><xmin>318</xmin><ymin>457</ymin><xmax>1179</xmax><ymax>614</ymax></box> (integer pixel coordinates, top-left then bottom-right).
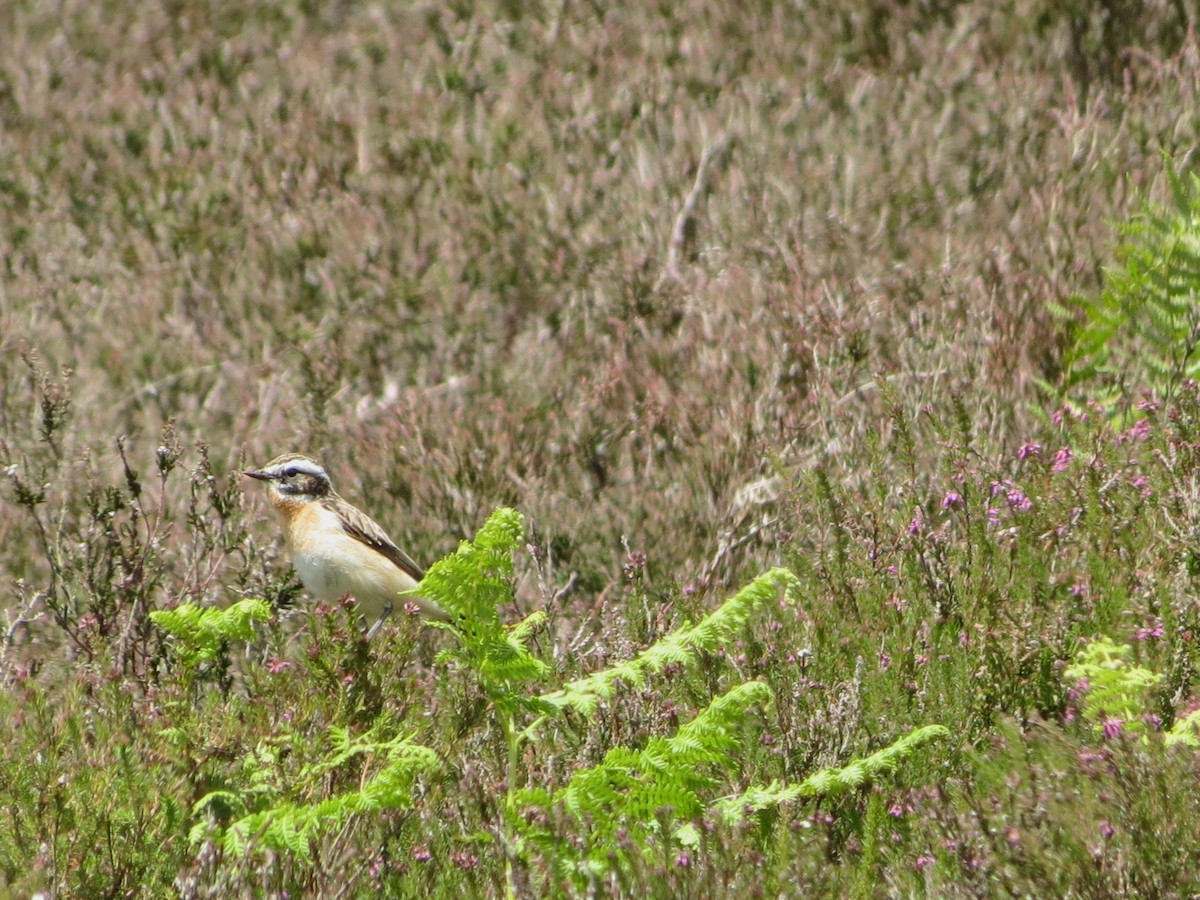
<box><xmin>243</xmin><ymin>469</ymin><xmax>271</xmax><ymax>481</ymax></box>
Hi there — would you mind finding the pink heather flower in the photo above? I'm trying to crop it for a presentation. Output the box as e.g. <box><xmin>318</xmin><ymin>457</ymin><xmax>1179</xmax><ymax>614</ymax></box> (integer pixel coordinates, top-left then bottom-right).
<box><xmin>1100</xmin><ymin>820</ymin><xmax>1115</xmax><ymax>840</ymax></box>
<box><xmin>1018</xmin><ymin>441</ymin><xmax>1042</xmax><ymax>460</ymax></box>
<box><xmin>879</xmin><ymin>653</ymin><xmax>892</xmax><ymax>670</ymax></box>
<box><xmin>941</xmin><ymin>490</ymin><xmax>963</xmax><ymax>510</ymax></box>
<box><xmin>889</xmin><ymin>804</ymin><xmax>905</xmax><ymax>817</ymax></box>
<box><xmin>1122</xmin><ymin>419</ymin><xmax>1152</xmax><ymax>443</ymax></box>
<box><xmin>1102</xmin><ymin>717</ymin><xmax>1124</xmax><ymax>740</ymax></box>
<box><xmin>1052</xmin><ymin>405</ymin><xmax>1070</xmax><ymax>425</ymax></box>
<box><xmin>1137</xmin><ymin>397</ymin><xmax>1159</xmax><ymax>412</ymax></box>
<box><xmin>986</xmin><ymin>508</ymin><xmax>1001</xmax><ymax>526</ymax></box>
<box><xmin>1068</xmin><ymin>678</ymin><xmax>1090</xmax><ymax>703</ymax></box>
<box><xmin>675</xmin><ymin>850</ymin><xmax>691</xmax><ymax>868</ymax></box>
<box><xmin>1131</xmin><ymin>474</ymin><xmax>1151</xmax><ymax>497</ymax></box>
<box><xmin>1006</xmin><ymin>488</ymin><xmax>1033</xmax><ymax>511</ymax></box>
<box><xmin>450</xmin><ymin>851</ymin><xmax>478</xmax><ymax>870</ymax></box>
<box><xmin>915</xmin><ymin>854</ymin><xmax>936</xmax><ymax>871</ymax></box>
<box><xmin>266</xmin><ymin>658</ymin><xmax>292</xmax><ymax>674</ymax></box>
<box><xmin>1135</xmin><ymin>620</ymin><xmax>1165</xmax><ymax>641</ymax></box>
<box><xmin>412</xmin><ymin>845</ymin><xmax>432</xmax><ymax>862</ymax></box>
<box><xmin>907</xmin><ymin>515</ymin><xmax>922</xmax><ymax>535</ymax></box>
<box><xmin>1052</xmin><ymin>447</ymin><xmax>1073</xmax><ymax>472</ymax></box>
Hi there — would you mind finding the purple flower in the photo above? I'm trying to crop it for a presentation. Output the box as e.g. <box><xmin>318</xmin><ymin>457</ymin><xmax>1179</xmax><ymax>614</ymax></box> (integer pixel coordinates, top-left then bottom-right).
<box><xmin>1102</xmin><ymin>717</ymin><xmax>1124</xmax><ymax>740</ymax></box>
<box><xmin>1052</xmin><ymin>447</ymin><xmax>1073</xmax><ymax>472</ymax></box>
<box><xmin>1018</xmin><ymin>441</ymin><xmax>1042</xmax><ymax>460</ymax></box>
<box><xmin>1099</xmin><ymin>821</ymin><xmax>1115</xmax><ymax>840</ymax></box>
<box><xmin>907</xmin><ymin>515</ymin><xmax>922</xmax><ymax>535</ymax></box>
<box><xmin>675</xmin><ymin>850</ymin><xmax>691</xmax><ymax>868</ymax></box>
<box><xmin>1122</xmin><ymin>419</ymin><xmax>1152</xmax><ymax>443</ymax></box>
<box><xmin>1006</xmin><ymin>488</ymin><xmax>1033</xmax><ymax>511</ymax></box>
<box><xmin>1135</xmin><ymin>620</ymin><xmax>1164</xmax><ymax>641</ymax></box>
<box><xmin>412</xmin><ymin>845</ymin><xmax>432</xmax><ymax>862</ymax></box>
<box><xmin>941</xmin><ymin>490</ymin><xmax>963</xmax><ymax>510</ymax></box>
<box><xmin>266</xmin><ymin>658</ymin><xmax>293</xmax><ymax>674</ymax></box>
<box><xmin>915</xmin><ymin>854</ymin><xmax>936</xmax><ymax>871</ymax></box>
<box><xmin>879</xmin><ymin>653</ymin><xmax>892</xmax><ymax>670</ymax></box>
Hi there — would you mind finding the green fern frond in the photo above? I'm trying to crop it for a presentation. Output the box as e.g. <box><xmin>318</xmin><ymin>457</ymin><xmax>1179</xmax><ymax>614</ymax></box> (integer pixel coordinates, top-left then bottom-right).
<box><xmin>538</xmin><ymin>568</ymin><xmax>797</xmax><ymax>717</ymax></box>
<box><xmin>1048</xmin><ymin>158</ymin><xmax>1200</xmax><ymax>406</ymax></box>
<box><xmin>198</xmin><ymin>729</ymin><xmax>440</xmax><ymax>861</ymax></box>
<box><xmin>414</xmin><ymin>506</ymin><xmax>524</xmax><ymax>627</ymax></box>
<box><xmin>1064</xmin><ymin>637</ymin><xmax>1162</xmax><ymax>734</ymax></box>
<box><xmin>417</xmin><ymin>508</ymin><xmax>548</xmax><ymax>704</ymax></box>
<box><xmin>150</xmin><ymin>599</ymin><xmax>271</xmax><ymax>666</ymax></box>
<box><xmin>512</xmin><ymin>681</ymin><xmax>773</xmax><ymax>879</ymax></box>
<box><xmin>714</xmin><ymin>724</ymin><xmax>950</xmax><ymax>824</ymax></box>
<box><xmin>1166</xmin><ymin>708</ymin><xmax>1200</xmax><ymax>747</ymax></box>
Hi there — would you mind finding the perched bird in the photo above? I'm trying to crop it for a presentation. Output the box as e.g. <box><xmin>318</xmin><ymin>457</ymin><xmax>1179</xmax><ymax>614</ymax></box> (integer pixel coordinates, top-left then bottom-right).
<box><xmin>244</xmin><ymin>453</ymin><xmax>450</xmax><ymax>635</ymax></box>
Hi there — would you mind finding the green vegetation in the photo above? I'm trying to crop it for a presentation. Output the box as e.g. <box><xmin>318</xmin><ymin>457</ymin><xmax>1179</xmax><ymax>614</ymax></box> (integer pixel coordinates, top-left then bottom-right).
<box><xmin>4</xmin><ymin>0</ymin><xmax>1200</xmax><ymax>895</ymax></box>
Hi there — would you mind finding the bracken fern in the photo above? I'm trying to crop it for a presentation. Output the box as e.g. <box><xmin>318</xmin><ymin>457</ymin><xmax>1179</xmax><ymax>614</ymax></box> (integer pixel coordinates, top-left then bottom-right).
<box><xmin>1050</xmin><ymin>161</ymin><xmax>1200</xmax><ymax>409</ymax></box>
<box><xmin>713</xmin><ymin>723</ymin><xmax>950</xmax><ymax>824</ymax></box>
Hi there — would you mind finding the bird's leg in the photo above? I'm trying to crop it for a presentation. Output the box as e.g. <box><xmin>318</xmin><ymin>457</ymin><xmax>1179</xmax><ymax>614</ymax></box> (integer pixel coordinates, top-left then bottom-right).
<box><xmin>364</xmin><ymin>600</ymin><xmax>394</xmax><ymax>641</ymax></box>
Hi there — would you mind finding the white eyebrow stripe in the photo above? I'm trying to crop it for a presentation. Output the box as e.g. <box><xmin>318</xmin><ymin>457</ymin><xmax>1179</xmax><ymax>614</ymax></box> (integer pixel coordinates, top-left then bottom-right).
<box><xmin>274</xmin><ymin>459</ymin><xmax>327</xmax><ymax>478</ymax></box>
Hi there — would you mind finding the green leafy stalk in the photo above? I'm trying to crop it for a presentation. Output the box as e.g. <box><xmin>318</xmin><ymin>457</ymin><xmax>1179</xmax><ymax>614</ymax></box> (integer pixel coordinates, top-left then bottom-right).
<box><xmin>1064</xmin><ymin>637</ymin><xmax>1162</xmax><ymax>736</ymax></box>
<box><xmin>536</xmin><ymin>567</ymin><xmax>798</xmax><ymax>720</ymax></box>
<box><xmin>513</xmin><ymin>681</ymin><xmax>773</xmax><ymax>880</ymax></box>
<box><xmin>1051</xmin><ymin>159</ymin><xmax>1200</xmax><ymax>408</ymax></box>
<box><xmin>409</xmin><ymin>507</ymin><xmax>545</xmax><ymax>897</ymax></box>
<box><xmin>713</xmin><ymin>724</ymin><xmax>950</xmax><ymax>824</ymax></box>
<box><xmin>150</xmin><ymin>598</ymin><xmax>271</xmax><ymax>667</ymax></box>
<box><xmin>191</xmin><ymin>727</ymin><xmax>439</xmax><ymax>860</ymax></box>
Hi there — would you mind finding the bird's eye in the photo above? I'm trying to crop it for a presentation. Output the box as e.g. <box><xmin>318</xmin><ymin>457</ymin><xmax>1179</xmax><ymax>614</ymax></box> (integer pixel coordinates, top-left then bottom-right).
<box><xmin>283</xmin><ymin>467</ymin><xmax>298</xmax><ymax>478</ymax></box>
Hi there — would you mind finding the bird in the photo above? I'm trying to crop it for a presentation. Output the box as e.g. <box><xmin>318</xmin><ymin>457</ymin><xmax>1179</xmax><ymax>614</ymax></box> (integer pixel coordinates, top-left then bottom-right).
<box><xmin>243</xmin><ymin>452</ymin><xmax>451</xmax><ymax>636</ymax></box>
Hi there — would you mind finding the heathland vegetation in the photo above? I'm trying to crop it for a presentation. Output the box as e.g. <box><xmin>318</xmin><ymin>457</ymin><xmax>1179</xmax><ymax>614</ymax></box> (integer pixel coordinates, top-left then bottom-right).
<box><xmin>4</xmin><ymin>1</ymin><xmax>1200</xmax><ymax>895</ymax></box>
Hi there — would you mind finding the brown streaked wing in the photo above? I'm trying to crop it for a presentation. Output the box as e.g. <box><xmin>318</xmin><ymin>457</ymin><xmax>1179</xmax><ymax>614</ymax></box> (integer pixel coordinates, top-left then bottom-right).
<box><xmin>327</xmin><ymin>496</ymin><xmax>426</xmax><ymax>583</ymax></box>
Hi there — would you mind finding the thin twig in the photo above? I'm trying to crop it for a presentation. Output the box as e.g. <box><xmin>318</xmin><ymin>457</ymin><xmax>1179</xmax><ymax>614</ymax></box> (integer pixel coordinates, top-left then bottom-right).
<box><xmin>659</xmin><ymin>134</ymin><xmax>733</xmax><ymax>288</ymax></box>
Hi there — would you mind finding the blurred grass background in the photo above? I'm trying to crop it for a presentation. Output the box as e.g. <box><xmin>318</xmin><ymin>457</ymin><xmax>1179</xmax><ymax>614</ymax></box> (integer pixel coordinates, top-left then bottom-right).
<box><xmin>4</xmin><ymin>0</ymin><xmax>1200</xmax><ymax>895</ymax></box>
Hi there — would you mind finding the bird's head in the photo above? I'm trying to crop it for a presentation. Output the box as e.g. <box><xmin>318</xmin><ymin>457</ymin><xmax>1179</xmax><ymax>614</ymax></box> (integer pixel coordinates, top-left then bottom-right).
<box><xmin>244</xmin><ymin>453</ymin><xmax>333</xmax><ymax>504</ymax></box>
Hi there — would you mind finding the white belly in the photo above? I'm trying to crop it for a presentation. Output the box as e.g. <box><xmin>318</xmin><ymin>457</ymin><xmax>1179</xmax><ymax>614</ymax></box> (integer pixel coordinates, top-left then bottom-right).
<box><xmin>283</xmin><ymin>502</ymin><xmax>447</xmax><ymax>624</ymax></box>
